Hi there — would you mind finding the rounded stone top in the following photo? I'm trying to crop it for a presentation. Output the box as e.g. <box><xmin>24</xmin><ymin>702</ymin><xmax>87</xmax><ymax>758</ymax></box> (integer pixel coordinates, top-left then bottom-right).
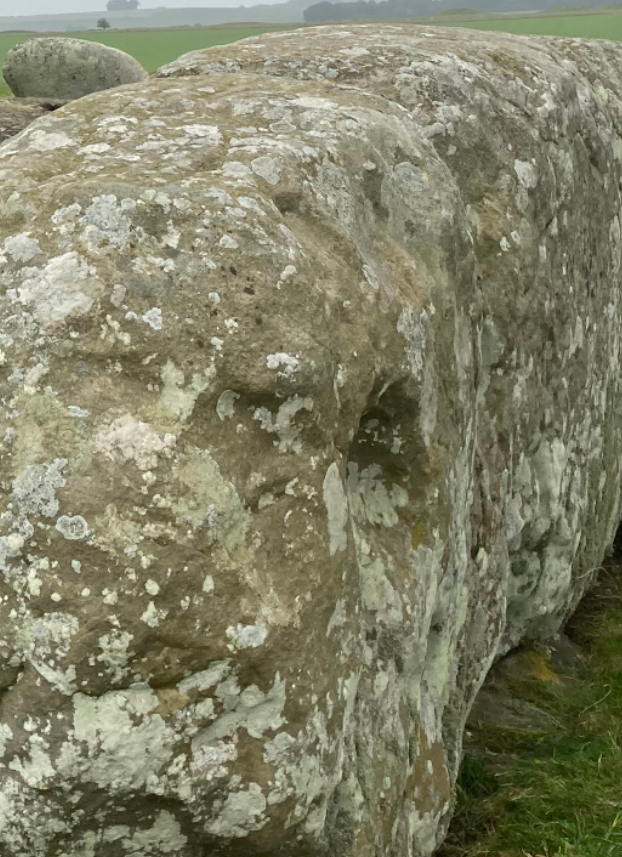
<box><xmin>2</xmin><ymin>37</ymin><xmax>148</xmax><ymax>100</ymax></box>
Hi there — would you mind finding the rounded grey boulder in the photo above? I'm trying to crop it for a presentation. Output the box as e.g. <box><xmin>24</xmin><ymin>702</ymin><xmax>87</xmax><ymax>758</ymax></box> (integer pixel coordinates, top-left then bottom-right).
<box><xmin>2</xmin><ymin>37</ymin><xmax>148</xmax><ymax>100</ymax></box>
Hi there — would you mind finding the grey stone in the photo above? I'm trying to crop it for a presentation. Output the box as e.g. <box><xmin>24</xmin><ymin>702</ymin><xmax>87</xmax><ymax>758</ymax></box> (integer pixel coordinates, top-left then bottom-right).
<box><xmin>0</xmin><ymin>23</ymin><xmax>620</xmax><ymax>857</ymax></box>
<box><xmin>0</xmin><ymin>97</ymin><xmax>66</xmax><ymax>145</ymax></box>
<box><xmin>2</xmin><ymin>37</ymin><xmax>148</xmax><ymax>100</ymax></box>
<box><xmin>159</xmin><ymin>22</ymin><xmax>622</xmax><ymax>650</ymax></box>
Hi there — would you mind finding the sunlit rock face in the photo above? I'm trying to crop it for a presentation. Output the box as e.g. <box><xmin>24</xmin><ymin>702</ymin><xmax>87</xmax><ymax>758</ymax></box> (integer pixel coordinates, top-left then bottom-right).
<box><xmin>0</xmin><ymin>25</ymin><xmax>620</xmax><ymax>857</ymax></box>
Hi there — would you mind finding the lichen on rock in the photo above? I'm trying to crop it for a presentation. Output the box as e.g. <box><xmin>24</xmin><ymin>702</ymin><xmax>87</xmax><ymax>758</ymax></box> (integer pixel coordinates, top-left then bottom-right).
<box><xmin>0</xmin><ymin>98</ymin><xmax>66</xmax><ymax>146</ymax></box>
<box><xmin>0</xmin><ymin>23</ymin><xmax>620</xmax><ymax>857</ymax></box>
<box><xmin>3</xmin><ymin>38</ymin><xmax>148</xmax><ymax>101</ymax></box>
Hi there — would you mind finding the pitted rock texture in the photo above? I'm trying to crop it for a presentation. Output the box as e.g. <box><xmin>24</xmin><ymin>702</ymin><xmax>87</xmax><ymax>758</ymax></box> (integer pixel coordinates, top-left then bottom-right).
<box><xmin>0</xmin><ymin>98</ymin><xmax>66</xmax><ymax>145</ymax></box>
<box><xmin>3</xmin><ymin>38</ymin><xmax>148</xmax><ymax>100</ymax></box>
<box><xmin>160</xmin><ymin>23</ymin><xmax>622</xmax><ymax>652</ymax></box>
<box><xmin>0</xmin><ymin>24</ymin><xmax>620</xmax><ymax>857</ymax></box>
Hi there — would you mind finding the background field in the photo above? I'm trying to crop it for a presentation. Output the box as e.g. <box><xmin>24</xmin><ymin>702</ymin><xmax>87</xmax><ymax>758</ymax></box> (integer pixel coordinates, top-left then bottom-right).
<box><xmin>458</xmin><ymin>10</ymin><xmax>622</xmax><ymax>39</ymax></box>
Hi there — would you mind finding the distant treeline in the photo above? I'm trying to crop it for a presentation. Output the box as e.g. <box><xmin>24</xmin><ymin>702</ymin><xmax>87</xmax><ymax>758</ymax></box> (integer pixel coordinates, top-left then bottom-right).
<box><xmin>106</xmin><ymin>0</ymin><xmax>140</xmax><ymax>9</ymax></box>
<box><xmin>304</xmin><ymin>0</ymin><xmax>622</xmax><ymax>20</ymax></box>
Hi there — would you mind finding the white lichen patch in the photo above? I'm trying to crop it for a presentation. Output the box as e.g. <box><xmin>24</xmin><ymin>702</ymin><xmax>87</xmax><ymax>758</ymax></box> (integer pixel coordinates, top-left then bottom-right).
<box><xmin>226</xmin><ymin>622</ymin><xmax>268</xmax><ymax>650</ymax></box>
<box><xmin>171</xmin><ymin>447</ymin><xmax>249</xmax><ymax>546</ymax></box>
<box><xmin>3</xmin><ymin>232</ymin><xmax>40</xmax><ymax>263</ymax></box>
<box><xmin>189</xmin><ymin>739</ymin><xmax>237</xmax><ymax>783</ymax></box>
<box><xmin>160</xmin><ymin>360</ymin><xmax>216</xmax><ymax>421</ymax></box>
<box><xmin>118</xmin><ymin>811</ymin><xmax>188</xmax><ymax>854</ymax></box>
<box><xmin>216</xmin><ymin>390</ymin><xmax>240</xmax><ymax>421</ymax></box>
<box><xmin>266</xmin><ymin>352</ymin><xmax>300</xmax><ymax>379</ymax></box>
<box><xmin>205</xmin><ymin>783</ymin><xmax>268</xmax><ymax>837</ymax></box>
<box><xmin>251</xmin><ymin>156</ymin><xmax>282</xmax><ymax>185</ymax></box>
<box><xmin>67</xmin><ymin>689</ymin><xmax>177</xmax><ymax>789</ymax></box>
<box><xmin>141</xmin><ymin>601</ymin><xmax>160</xmax><ymax>627</ymax></box>
<box><xmin>252</xmin><ymin>396</ymin><xmax>313</xmax><ymax>453</ymax></box>
<box><xmin>142</xmin><ymin>307</ymin><xmax>163</xmax><ymax>330</ymax></box>
<box><xmin>11</xmin><ymin>458</ymin><xmax>67</xmax><ymax>517</ymax></box>
<box><xmin>219</xmin><ymin>235</ymin><xmax>239</xmax><ymax>250</ymax></box>
<box><xmin>322</xmin><ymin>463</ymin><xmax>349</xmax><ymax>556</ymax></box>
<box><xmin>0</xmin><ymin>724</ymin><xmax>13</xmax><ymax>757</ymax></box>
<box><xmin>145</xmin><ymin>578</ymin><xmax>160</xmax><ymax>596</ymax></box>
<box><xmin>14</xmin><ymin>612</ymin><xmax>81</xmax><ymax>693</ymax></box>
<box><xmin>182</xmin><ymin>124</ymin><xmax>222</xmax><ymax>145</ymax></box>
<box><xmin>177</xmin><ymin>661</ymin><xmax>230</xmax><ymax>695</ymax></box>
<box><xmin>514</xmin><ymin>158</ymin><xmax>537</xmax><ymax>188</ymax></box>
<box><xmin>95</xmin><ymin>414</ymin><xmax>176</xmax><ymax>471</ymax></box>
<box><xmin>347</xmin><ymin>463</ymin><xmax>408</xmax><ymax>528</ymax></box>
<box><xmin>56</xmin><ymin>515</ymin><xmax>89</xmax><ymax>541</ymax></box>
<box><xmin>79</xmin><ymin>195</ymin><xmax>136</xmax><ymax>249</ymax></box>
<box><xmin>194</xmin><ymin>673</ymin><xmax>286</xmax><ymax>744</ymax></box>
<box><xmin>14</xmin><ymin>252</ymin><xmax>98</xmax><ymax>328</ymax></box>
<box><xmin>97</xmin><ymin>628</ymin><xmax>134</xmax><ymax>683</ymax></box>
<box><xmin>326</xmin><ymin>598</ymin><xmax>348</xmax><ymax>636</ymax></box>
<box><xmin>397</xmin><ymin>308</ymin><xmax>430</xmax><ymax>381</ymax></box>
<box><xmin>22</xmin><ymin>129</ymin><xmax>75</xmax><ymax>152</ymax></box>
<box><xmin>8</xmin><ymin>737</ymin><xmax>56</xmax><ymax>787</ymax></box>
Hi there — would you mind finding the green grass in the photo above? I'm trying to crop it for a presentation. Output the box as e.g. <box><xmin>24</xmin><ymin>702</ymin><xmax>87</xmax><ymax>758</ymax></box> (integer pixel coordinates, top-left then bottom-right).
<box><xmin>458</xmin><ymin>10</ymin><xmax>622</xmax><ymax>40</ymax></box>
<box><xmin>441</xmin><ymin>587</ymin><xmax>622</xmax><ymax>857</ymax></box>
<box><xmin>0</xmin><ymin>25</ymin><xmax>290</xmax><ymax>97</ymax></box>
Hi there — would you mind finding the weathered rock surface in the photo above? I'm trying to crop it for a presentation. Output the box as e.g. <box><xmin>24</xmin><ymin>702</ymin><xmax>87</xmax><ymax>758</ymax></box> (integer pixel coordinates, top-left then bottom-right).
<box><xmin>0</xmin><ymin>24</ymin><xmax>620</xmax><ymax>857</ymax></box>
<box><xmin>0</xmin><ymin>97</ymin><xmax>66</xmax><ymax>145</ymax></box>
<box><xmin>2</xmin><ymin>37</ymin><xmax>148</xmax><ymax>100</ymax></box>
<box><xmin>159</xmin><ymin>22</ymin><xmax>622</xmax><ymax>651</ymax></box>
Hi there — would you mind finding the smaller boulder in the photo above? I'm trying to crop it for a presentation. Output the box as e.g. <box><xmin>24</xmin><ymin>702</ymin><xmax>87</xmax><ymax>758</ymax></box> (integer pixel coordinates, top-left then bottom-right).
<box><xmin>2</xmin><ymin>38</ymin><xmax>148</xmax><ymax>100</ymax></box>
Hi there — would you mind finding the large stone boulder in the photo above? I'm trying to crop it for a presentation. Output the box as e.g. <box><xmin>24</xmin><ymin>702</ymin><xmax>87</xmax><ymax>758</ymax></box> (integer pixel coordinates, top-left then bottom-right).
<box><xmin>2</xmin><ymin>37</ymin><xmax>148</xmax><ymax>100</ymax></box>
<box><xmin>0</xmin><ymin>24</ymin><xmax>620</xmax><ymax>857</ymax></box>
<box><xmin>159</xmin><ymin>23</ymin><xmax>622</xmax><ymax>651</ymax></box>
<box><xmin>0</xmin><ymin>97</ymin><xmax>66</xmax><ymax>145</ymax></box>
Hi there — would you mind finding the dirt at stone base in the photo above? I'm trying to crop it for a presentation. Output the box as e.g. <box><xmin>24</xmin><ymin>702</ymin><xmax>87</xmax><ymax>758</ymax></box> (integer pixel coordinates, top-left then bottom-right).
<box><xmin>0</xmin><ymin>98</ymin><xmax>66</xmax><ymax>145</ymax></box>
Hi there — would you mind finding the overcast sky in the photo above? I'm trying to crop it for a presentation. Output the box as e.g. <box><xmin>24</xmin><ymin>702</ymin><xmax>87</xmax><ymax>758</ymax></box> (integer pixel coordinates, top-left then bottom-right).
<box><xmin>0</xmin><ymin>0</ymin><xmax>282</xmax><ymax>15</ymax></box>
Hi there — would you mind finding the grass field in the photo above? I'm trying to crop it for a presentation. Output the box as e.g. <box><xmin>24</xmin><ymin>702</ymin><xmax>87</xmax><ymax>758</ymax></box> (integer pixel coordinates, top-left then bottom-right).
<box><xmin>439</xmin><ymin>563</ymin><xmax>622</xmax><ymax>857</ymax></box>
<box><xmin>459</xmin><ymin>10</ymin><xmax>622</xmax><ymax>40</ymax></box>
<box><xmin>0</xmin><ymin>25</ymin><xmax>288</xmax><ymax>97</ymax></box>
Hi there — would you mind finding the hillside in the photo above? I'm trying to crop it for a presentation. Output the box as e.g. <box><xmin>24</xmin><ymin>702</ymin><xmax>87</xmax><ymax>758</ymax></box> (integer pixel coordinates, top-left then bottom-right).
<box><xmin>0</xmin><ymin>1</ymin><xmax>322</xmax><ymax>31</ymax></box>
<box><xmin>304</xmin><ymin>0</ymin><xmax>622</xmax><ymax>20</ymax></box>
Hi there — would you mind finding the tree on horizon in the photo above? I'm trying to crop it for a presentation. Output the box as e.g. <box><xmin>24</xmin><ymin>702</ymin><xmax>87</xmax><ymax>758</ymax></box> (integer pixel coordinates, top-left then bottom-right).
<box><xmin>97</xmin><ymin>17</ymin><xmax>111</xmax><ymax>28</ymax></box>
